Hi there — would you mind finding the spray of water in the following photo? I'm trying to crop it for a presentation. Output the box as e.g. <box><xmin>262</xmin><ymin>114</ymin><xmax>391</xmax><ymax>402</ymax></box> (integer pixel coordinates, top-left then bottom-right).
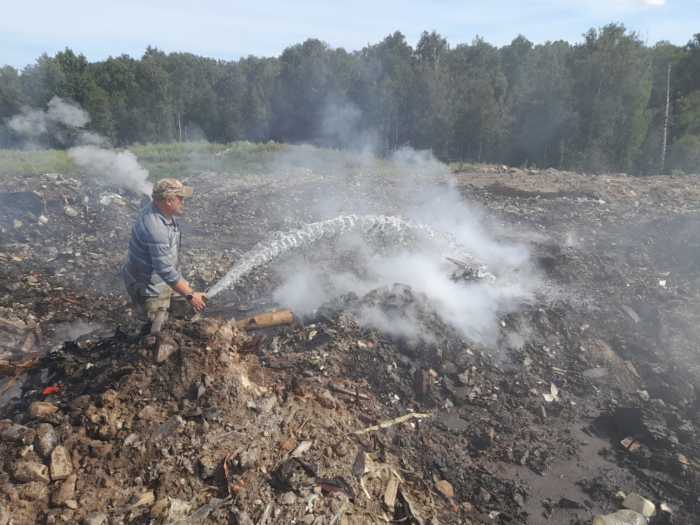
<box><xmin>207</xmin><ymin>214</ymin><xmax>490</xmax><ymax>298</ymax></box>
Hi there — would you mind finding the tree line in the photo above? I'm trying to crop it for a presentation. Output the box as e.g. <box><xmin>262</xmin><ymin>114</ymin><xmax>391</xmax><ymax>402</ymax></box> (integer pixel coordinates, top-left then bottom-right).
<box><xmin>1</xmin><ymin>24</ymin><xmax>699</xmax><ymax>174</ymax></box>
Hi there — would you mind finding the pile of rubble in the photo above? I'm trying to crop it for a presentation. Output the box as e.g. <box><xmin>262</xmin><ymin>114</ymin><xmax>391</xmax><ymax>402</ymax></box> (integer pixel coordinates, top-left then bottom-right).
<box><xmin>1</xmin><ymin>160</ymin><xmax>699</xmax><ymax>524</ymax></box>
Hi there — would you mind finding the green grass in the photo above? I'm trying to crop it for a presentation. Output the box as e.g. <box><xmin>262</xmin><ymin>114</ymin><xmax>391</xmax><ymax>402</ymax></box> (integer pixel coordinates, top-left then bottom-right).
<box><xmin>131</xmin><ymin>141</ymin><xmax>290</xmax><ymax>180</ymax></box>
<box><xmin>0</xmin><ymin>142</ymin><xmax>477</xmax><ymax>184</ymax></box>
<box><xmin>0</xmin><ymin>141</ymin><xmax>291</xmax><ymax>182</ymax></box>
<box><xmin>0</xmin><ymin>149</ymin><xmax>79</xmax><ymax>177</ymax></box>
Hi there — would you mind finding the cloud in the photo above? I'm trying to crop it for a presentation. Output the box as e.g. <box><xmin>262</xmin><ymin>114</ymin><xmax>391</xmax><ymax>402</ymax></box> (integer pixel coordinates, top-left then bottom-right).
<box><xmin>569</xmin><ymin>0</ymin><xmax>666</xmax><ymax>11</ymax></box>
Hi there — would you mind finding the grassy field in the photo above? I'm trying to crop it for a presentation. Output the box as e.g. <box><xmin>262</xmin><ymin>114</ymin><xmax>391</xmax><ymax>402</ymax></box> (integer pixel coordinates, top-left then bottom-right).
<box><xmin>0</xmin><ymin>141</ymin><xmax>290</xmax><ymax>181</ymax></box>
<box><xmin>0</xmin><ymin>141</ymin><xmax>491</xmax><ymax>185</ymax></box>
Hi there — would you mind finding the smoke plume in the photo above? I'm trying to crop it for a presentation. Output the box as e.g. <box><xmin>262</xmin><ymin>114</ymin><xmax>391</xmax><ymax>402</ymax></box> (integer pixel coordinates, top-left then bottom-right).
<box><xmin>68</xmin><ymin>146</ymin><xmax>153</xmax><ymax>196</ymax></box>
<box><xmin>6</xmin><ymin>96</ymin><xmax>153</xmax><ymax>195</ymax></box>
<box><xmin>260</xmin><ymin>141</ymin><xmax>542</xmax><ymax>347</ymax></box>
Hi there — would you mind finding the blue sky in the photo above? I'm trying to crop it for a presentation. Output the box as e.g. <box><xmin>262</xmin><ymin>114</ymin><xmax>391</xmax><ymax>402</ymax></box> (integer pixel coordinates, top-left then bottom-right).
<box><xmin>1</xmin><ymin>0</ymin><xmax>698</xmax><ymax>69</ymax></box>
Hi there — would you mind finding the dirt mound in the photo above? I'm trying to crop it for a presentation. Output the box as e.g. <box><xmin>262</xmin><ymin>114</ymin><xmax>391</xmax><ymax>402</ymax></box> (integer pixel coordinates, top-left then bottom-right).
<box><xmin>1</xmin><ymin>278</ymin><xmax>698</xmax><ymax>524</ymax></box>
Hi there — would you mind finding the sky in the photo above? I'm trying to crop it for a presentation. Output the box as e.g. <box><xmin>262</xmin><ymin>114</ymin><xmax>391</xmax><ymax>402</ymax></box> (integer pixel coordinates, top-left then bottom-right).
<box><xmin>1</xmin><ymin>0</ymin><xmax>698</xmax><ymax>69</ymax></box>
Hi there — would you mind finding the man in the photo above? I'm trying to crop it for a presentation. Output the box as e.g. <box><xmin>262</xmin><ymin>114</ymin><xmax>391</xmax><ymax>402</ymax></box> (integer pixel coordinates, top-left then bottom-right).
<box><xmin>123</xmin><ymin>178</ymin><xmax>206</xmax><ymax>333</ymax></box>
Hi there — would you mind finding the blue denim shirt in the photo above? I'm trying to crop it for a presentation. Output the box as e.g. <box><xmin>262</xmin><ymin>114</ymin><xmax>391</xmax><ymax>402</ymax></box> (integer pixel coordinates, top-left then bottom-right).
<box><xmin>122</xmin><ymin>203</ymin><xmax>181</xmax><ymax>297</ymax></box>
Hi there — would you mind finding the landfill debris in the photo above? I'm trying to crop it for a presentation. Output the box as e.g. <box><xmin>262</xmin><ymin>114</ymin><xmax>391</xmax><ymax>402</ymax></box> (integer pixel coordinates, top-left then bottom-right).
<box><xmin>0</xmin><ymin>163</ymin><xmax>699</xmax><ymax>524</ymax></box>
<box><xmin>543</xmin><ymin>383</ymin><xmax>560</xmax><ymax>402</ymax></box>
<box><xmin>353</xmin><ymin>412</ymin><xmax>432</xmax><ymax>435</ymax></box>
<box><xmin>622</xmin><ymin>493</ymin><xmax>656</xmax><ymax>517</ymax></box>
<box><xmin>592</xmin><ymin>509</ymin><xmax>648</xmax><ymax>525</ymax></box>
<box><xmin>235</xmin><ymin>309</ymin><xmax>294</xmax><ymax>330</ymax></box>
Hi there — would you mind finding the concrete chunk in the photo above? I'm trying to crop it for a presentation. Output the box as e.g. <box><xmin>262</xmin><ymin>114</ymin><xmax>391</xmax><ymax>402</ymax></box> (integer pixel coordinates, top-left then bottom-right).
<box><xmin>13</xmin><ymin>460</ymin><xmax>50</xmax><ymax>483</ymax></box>
<box><xmin>50</xmin><ymin>446</ymin><xmax>73</xmax><ymax>481</ymax></box>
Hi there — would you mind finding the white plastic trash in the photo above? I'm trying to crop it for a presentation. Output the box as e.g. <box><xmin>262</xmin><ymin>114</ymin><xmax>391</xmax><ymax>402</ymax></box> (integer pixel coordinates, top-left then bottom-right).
<box><xmin>622</xmin><ymin>493</ymin><xmax>656</xmax><ymax>517</ymax></box>
<box><xmin>592</xmin><ymin>509</ymin><xmax>648</xmax><ymax>525</ymax></box>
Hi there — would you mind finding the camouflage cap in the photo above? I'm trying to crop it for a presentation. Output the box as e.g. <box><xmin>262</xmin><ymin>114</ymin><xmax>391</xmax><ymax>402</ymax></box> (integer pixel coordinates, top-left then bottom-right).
<box><xmin>152</xmin><ymin>178</ymin><xmax>193</xmax><ymax>199</ymax></box>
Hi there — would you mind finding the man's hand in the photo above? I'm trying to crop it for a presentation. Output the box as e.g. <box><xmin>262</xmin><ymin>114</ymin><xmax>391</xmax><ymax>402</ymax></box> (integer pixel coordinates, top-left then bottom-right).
<box><xmin>188</xmin><ymin>292</ymin><xmax>207</xmax><ymax>312</ymax></box>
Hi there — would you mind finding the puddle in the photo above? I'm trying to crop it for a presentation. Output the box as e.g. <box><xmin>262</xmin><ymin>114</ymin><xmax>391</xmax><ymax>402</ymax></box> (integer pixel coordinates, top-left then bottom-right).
<box><xmin>489</xmin><ymin>425</ymin><xmax>636</xmax><ymax>524</ymax></box>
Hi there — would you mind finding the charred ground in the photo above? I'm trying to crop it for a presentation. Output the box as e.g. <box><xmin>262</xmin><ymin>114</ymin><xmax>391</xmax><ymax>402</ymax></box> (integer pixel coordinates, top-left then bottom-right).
<box><xmin>0</xmin><ymin>148</ymin><xmax>699</xmax><ymax>525</ymax></box>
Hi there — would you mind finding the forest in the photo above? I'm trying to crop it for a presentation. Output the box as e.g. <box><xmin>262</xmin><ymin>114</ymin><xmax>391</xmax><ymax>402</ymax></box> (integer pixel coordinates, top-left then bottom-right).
<box><xmin>1</xmin><ymin>24</ymin><xmax>699</xmax><ymax>174</ymax></box>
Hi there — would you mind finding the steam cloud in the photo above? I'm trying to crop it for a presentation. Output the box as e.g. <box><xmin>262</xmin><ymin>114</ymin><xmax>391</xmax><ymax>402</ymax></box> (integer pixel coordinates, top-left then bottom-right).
<box><xmin>266</xmin><ymin>135</ymin><xmax>542</xmax><ymax>347</ymax></box>
<box><xmin>8</xmin><ymin>96</ymin><xmax>90</xmax><ymax>137</ymax></box>
<box><xmin>6</xmin><ymin>96</ymin><xmax>152</xmax><ymax>195</ymax></box>
<box><xmin>68</xmin><ymin>146</ymin><xmax>153</xmax><ymax>196</ymax></box>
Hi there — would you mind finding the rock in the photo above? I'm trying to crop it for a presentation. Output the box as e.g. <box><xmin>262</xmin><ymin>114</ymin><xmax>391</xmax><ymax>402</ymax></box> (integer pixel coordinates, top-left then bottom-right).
<box><xmin>0</xmin><ymin>504</ymin><xmax>8</xmax><ymax>525</ymax></box>
<box><xmin>138</xmin><ymin>404</ymin><xmax>159</xmax><ymax>421</ymax></box>
<box><xmin>478</xmin><ymin>487</ymin><xmax>492</xmax><ymax>503</ymax></box>
<box><xmin>457</xmin><ymin>370</ymin><xmax>470</xmax><ymax>385</ymax></box>
<box><xmin>29</xmin><ymin>401</ymin><xmax>59</xmax><ymax>419</ymax></box>
<box><xmin>441</xmin><ymin>361</ymin><xmax>458</xmax><ymax>375</ymax></box>
<box><xmin>164</xmin><ymin>498</ymin><xmax>192</xmax><ymax>521</ymax></box>
<box><xmin>233</xmin><ymin>510</ymin><xmax>255</xmax><ymax>525</ymax></box>
<box><xmin>0</xmin><ymin>422</ymin><xmax>36</xmax><ymax>444</ymax></box>
<box><xmin>13</xmin><ymin>460</ymin><xmax>50</xmax><ymax>483</ymax></box>
<box><xmin>316</xmin><ymin>390</ymin><xmax>337</xmax><ymax>409</ymax></box>
<box><xmin>239</xmin><ymin>449</ymin><xmax>259</xmax><ymax>469</ymax></box>
<box><xmin>280</xmin><ymin>491</ymin><xmax>297</xmax><ymax>505</ymax></box>
<box><xmin>592</xmin><ymin>509</ymin><xmax>648</xmax><ymax>525</ymax></box>
<box><xmin>52</xmin><ymin>473</ymin><xmax>77</xmax><ymax>506</ymax></box>
<box><xmin>18</xmin><ymin>481</ymin><xmax>49</xmax><ymax>501</ymax></box>
<box><xmin>333</xmin><ymin>441</ymin><xmax>349</xmax><ymax>457</ymax></box>
<box><xmin>69</xmin><ymin>395</ymin><xmax>92</xmax><ymax>412</ymax></box>
<box><xmin>279</xmin><ymin>437</ymin><xmax>297</xmax><ymax>452</ymax></box>
<box><xmin>50</xmin><ymin>446</ymin><xmax>73</xmax><ymax>481</ymax></box>
<box><xmin>435</xmin><ymin>411</ymin><xmax>469</xmax><ymax>434</ymax></box>
<box><xmin>131</xmin><ymin>490</ymin><xmax>155</xmax><ymax>508</ymax></box>
<box><xmin>63</xmin><ymin>206</ymin><xmax>79</xmax><ymax>218</ymax></box>
<box><xmin>150</xmin><ymin>498</ymin><xmax>170</xmax><ymax>519</ymax></box>
<box><xmin>100</xmin><ymin>389</ymin><xmax>119</xmax><ymax>406</ymax></box>
<box><xmin>413</xmin><ymin>368</ymin><xmax>433</xmax><ymax>401</ymax></box>
<box><xmin>198</xmin><ymin>455</ymin><xmax>218</xmax><ymax>479</ymax></box>
<box><xmin>45</xmin><ymin>508</ymin><xmax>76</xmax><ymax>524</ymax></box>
<box><xmin>435</xmin><ymin>479</ymin><xmax>454</xmax><ymax>499</ymax></box>
<box><xmin>123</xmin><ymin>433</ymin><xmax>139</xmax><ymax>447</ymax></box>
<box><xmin>155</xmin><ymin>336</ymin><xmax>179</xmax><ymax>363</ymax></box>
<box><xmin>623</xmin><ymin>493</ymin><xmax>656</xmax><ymax>518</ymax></box>
<box><xmin>83</xmin><ymin>512</ymin><xmax>108</xmax><ymax>525</ymax></box>
<box><xmin>471</xmin><ymin>428</ymin><xmax>494</xmax><ymax>450</ymax></box>
<box><xmin>35</xmin><ymin>423</ymin><xmax>59</xmax><ymax>458</ymax></box>
<box><xmin>88</xmin><ymin>439</ymin><xmax>113</xmax><ymax>457</ymax></box>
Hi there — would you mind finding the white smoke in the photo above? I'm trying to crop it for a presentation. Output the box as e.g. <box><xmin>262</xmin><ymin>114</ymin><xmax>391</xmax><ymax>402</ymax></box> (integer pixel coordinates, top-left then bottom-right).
<box><xmin>356</xmin><ymin>304</ymin><xmax>429</xmax><ymax>342</ymax></box>
<box><xmin>264</xmin><ymin>146</ymin><xmax>542</xmax><ymax>347</ymax></box>
<box><xmin>46</xmin><ymin>97</ymin><xmax>90</xmax><ymax>128</ymax></box>
<box><xmin>8</xmin><ymin>107</ymin><xmax>48</xmax><ymax>137</ymax></box>
<box><xmin>6</xmin><ymin>96</ymin><xmax>152</xmax><ymax>195</ymax></box>
<box><xmin>8</xmin><ymin>97</ymin><xmax>90</xmax><ymax>138</ymax></box>
<box><xmin>68</xmin><ymin>146</ymin><xmax>153</xmax><ymax>196</ymax></box>
<box><xmin>51</xmin><ymin>320</ymin><xmax>104</xmax><ymax>342</ymax></box>
<box><xmin>319</xmin><ymin>98</ymin><xmax>378</xmax><ymax>155</ymax></box>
